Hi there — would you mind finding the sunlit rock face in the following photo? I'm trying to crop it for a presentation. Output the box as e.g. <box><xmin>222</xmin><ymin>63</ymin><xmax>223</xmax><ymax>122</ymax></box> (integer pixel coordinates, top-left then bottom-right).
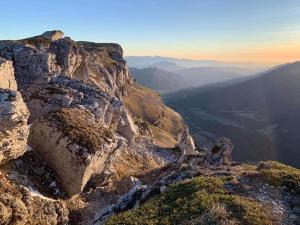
<box><xmin>178</xmin><ymin>127</ymin><xmax>196</xmax><ymax>155</ymax></box>
<box><xmin>0</xmin><ymin>31</ymin><xmax>195</xmax><ymax>206</ymax></box>
<box><xmin>0</xmin><ymin>58</ymin><xmax>17</xmax><ymax>90</ymax></box>
<box><xmin>0</xmin><ymin>32</ymin><xmax>133</xmax><ymax>97</ymax></box>
<box><xmin>29</xmin><ymin>108</ymin><xmax>121</xmax><ymax>196</ymax></box>
<box><xmin>41</xmin><ymin>30</ymin><xmax>64</xmax><ymax>41</ymax></box>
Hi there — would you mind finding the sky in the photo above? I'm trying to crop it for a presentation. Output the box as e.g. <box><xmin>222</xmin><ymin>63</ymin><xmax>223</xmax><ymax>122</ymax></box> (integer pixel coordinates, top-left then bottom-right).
<box><xmin>1</xmin><ymin>0</ymin><xmax>300</xmax><ymax>67</ymax></box>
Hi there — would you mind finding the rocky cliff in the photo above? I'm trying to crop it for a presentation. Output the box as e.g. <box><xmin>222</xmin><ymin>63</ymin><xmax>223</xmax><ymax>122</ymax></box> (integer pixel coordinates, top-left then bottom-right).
<box><xmin>0</xmin><ymin>31</ymin><xmax>197</xmax><ymax>224</ymax></box>
<box><xmin>0</xmin><ymin>31</ymin><xmax>299</xmax><ymax>225</ymax></box>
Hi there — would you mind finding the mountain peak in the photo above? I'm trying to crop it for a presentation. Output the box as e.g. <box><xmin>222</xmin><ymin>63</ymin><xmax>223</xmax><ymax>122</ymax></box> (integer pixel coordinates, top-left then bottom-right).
<box><xmin>41</xmin><ymin>30</ymin><xmax>64</xmax><ymax>41</ymax></box>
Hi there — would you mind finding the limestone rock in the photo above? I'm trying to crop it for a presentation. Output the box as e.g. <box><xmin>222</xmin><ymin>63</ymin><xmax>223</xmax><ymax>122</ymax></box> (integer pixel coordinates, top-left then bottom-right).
<box><xmin>0</xmin><ymin>57</ymin><xmax>17</xmax><ymax>90</ymax></box>
<box><xmin>0</xmin><ymin>31</ymin><xmax>133</xmax><ymax>96</ymax></box>
<box><xmin>0</xmin><ymin>89</ymin><xmax>29</xmax><ymax>165</ymax></box>
<box><xmin>29</xmin><ymin>108</ymin><xmax>120</xmax><ymax>196</ymax></box>
<box><xmin>0</xmin><ymin>42</ymin><xmax>61</xmax><ymax>90</ymax></box>
<box><xmin>25</xmin><ymin>75</ymin><xmax>138</xmax><ymax>140</ymax></box>
<box><xmin>41</xmin><ymin>30</ymin><xmax>64</xmax><ymax>41</ymax></box>
<box><xmin>49</xmin><ymin>37</ymin><xmax>83</xmax><ymax>76</ymax></box>
<box><xmin>206</xmin><ymin>137</ymin><xmax>234</xmax><ymax>165</ymax></box>
<box><xmin>116</xmin><ymin>110</ymin><xmax>138</xmax><ymax>141</ymax></box>
<box><xmin>178</xmin><ymin>128</ymin><xmax>196</xmax><ymax>155</ymax></box>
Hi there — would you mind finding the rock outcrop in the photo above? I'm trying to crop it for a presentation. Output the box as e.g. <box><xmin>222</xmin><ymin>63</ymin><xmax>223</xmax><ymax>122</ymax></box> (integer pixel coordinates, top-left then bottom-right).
<box><xmin>178</xmin><ymin>128</ymin><xmax>196</xmax><ymax>155</ymax></box>
<box><xmin>0</xmin><ymin>58</ymin><xmax>29</xmax><ymax>165</ymax></box>
<box><xmin>0</xmin><ymin>57</ymin><xmax>17</xmax><ymax>90</ymax></box>
<box><xmin>29</xmin><ymin>108</ymin><xmax>122</xmax><ymax>196</ymax></box>
<box><xmin>24</xmin><ymin>75</ymin><xmax>138</xmax><ymax>139</ymax></box>
<box><xmin>206</xmin><ymin>137</ymin><xmax>234</xmax><ymax>165</ymax></box>
<box><xmin>0</xmin><ymin>32</ymin><xmax>133</xmax><ymax>97</ymax></box>
<box><xmin>0</xmin><ymin>31</ymin><xmax>198</xmax><ymax>224</ymax></box>
<box><xmin>41</xmin><ymin>30</ymin><xmax>64</xmax><ymax>42</ymax></box>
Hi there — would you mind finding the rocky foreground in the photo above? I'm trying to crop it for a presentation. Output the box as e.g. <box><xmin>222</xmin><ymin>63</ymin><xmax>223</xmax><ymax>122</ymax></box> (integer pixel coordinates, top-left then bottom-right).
<box><xmin>0</xmin><ymin>31</ymin><xmax>299</xmax><ymax>225</ymax></box>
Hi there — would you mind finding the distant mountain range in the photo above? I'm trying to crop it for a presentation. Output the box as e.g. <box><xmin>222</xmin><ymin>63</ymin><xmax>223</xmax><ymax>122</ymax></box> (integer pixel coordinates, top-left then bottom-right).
<box><xmin>130</xmin><ymin>66</ymin><xmax>264</xmax><ymax>93</ymax></box>
<box><xmin>125</xmin><ymin>56</ymin><xmax>232</xmax><ymax>68</ymax></box>
<box><xmin>125</xmin><ymin>56</ymin><xmax>267</xmax><ymax>69</ymax></box>
<box><xmin>130</xmin><ymin>67</ymin><xmax>186</xmax><ymax>92</ymax></box>
<box><xmin>127</xmin><ymin>56</ymin><xmax>266</xmax><ymax>93</ymax></box>
<box><xmin>165</xmin><ymin>61</ymin><xmax>300</xmax><ymax>168</ymax></box>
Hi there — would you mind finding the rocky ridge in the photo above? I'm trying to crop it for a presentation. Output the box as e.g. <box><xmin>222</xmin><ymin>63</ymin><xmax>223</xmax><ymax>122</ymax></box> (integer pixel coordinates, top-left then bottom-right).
<box><xmin>0</xmin><ymin>30</ymin><xmax>196</xmax><ymax>224</ymax></box>
<box><xmin>0</xmin><ymin>31</ymin><xmax>299</xmax><ymax>225</ymax></box>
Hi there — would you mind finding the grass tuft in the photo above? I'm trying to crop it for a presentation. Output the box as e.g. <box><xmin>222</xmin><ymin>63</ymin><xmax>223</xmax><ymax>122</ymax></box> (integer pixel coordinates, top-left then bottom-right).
<box><xmin>106</xmin><ymin>176</ymin><xmax>271</xmax><ymax>225</ymax></box>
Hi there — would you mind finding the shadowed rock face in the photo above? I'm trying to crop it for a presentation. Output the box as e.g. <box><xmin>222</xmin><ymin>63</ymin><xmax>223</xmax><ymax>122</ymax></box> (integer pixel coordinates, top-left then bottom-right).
<box><xmin>0</xmin><ymin>58</ymin><xmax>29</xmax><ymax>165</ymax></box>
<box><xmin>0</xmin><ymin>89</ymin><xmax>29</xmax><ymax>165</ymax></box>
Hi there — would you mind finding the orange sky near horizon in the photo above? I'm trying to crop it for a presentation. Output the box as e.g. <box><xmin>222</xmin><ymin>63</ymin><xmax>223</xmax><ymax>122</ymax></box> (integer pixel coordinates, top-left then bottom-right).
<box><xmin>126</xmin><ymin>41</ymin><xmax>300</xmax><ymax>67</ymax></box>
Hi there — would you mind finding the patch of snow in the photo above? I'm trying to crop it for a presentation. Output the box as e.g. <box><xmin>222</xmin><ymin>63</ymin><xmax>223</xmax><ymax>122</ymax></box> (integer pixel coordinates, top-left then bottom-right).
<box><xmin>25</xmin><ymin>186</ymin><xmax>56</xmax><ymax>202</ymax></box>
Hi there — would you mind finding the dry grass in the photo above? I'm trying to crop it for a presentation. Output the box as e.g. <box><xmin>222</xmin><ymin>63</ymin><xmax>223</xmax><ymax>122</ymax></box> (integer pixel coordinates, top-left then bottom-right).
<box><xmin>124</xmin><ymin>84</ymin><xmax>185</xmax><ymax>148</ymax></box>
<box><xmin>47</xmin><ymin>108</ymin><xmax>114</xmax><ymax>154</ymax></box>
<box><xmin>106</xmin><ymin>176</ymin><xmax>272</xmax><ymax>225</ymax></box>
<box><xmin>78</xmin><ymin>41</ymin><xmax>121</xmax><ymax>66</ymax></box>
<box><xmin>257</xmin><ymin>161</ymin><xmax>300</xmax><ymax>193</ymax></box>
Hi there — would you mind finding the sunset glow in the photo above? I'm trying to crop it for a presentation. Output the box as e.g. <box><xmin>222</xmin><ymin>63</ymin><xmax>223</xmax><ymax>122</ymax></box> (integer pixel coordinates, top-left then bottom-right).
<box><xmin>1</xmin><ymin>0</ymin><xmax>300</xmax><ymax>67</ymax></box>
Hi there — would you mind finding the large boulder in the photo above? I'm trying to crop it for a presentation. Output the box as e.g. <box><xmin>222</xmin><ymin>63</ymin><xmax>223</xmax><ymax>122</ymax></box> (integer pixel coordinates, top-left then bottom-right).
<box><xmin>178</xmin><ymin>127</ymin><xmax>196</xmax><ymax>155</ymax></box>
<box><xmin>29</xmin><ymin>108</ymin><xmax>122</xmax><ymax>196</ymax></box>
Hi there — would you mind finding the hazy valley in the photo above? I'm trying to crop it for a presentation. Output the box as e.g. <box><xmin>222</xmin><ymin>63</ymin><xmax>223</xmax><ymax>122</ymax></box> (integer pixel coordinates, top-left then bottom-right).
<box><xmin>164</xmin><ymin>61</ymin><xmax>300</xmax><ymax>168</ymax></box>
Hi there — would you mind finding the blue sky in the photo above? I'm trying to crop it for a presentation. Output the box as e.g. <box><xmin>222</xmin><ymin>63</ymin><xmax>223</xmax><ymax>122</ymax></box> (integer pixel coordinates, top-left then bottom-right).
<box><xmin>1</xmin><ymin>0</ymin><xmax>300</xmax><ymax>65</ymax></box>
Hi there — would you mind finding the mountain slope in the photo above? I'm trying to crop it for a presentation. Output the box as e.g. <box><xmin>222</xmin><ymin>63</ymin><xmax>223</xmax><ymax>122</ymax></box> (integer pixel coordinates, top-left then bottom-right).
<box><xmin>125</xmin><ymin>56</ymin><xmax>232</xmax><ymax>68</ymax></box>
<box><xmin>130</xmin><ymin>66</ymin><xmax>263</xmax><ymax>93</ymax></box>
<box><xmin>165</xmin><ymin>61</ymin><xmax>300</xmax><ymax>168</ymax></box>
<box><xmin>130</xmin><ymin>67</ymin><xmax>187</xmax><ymax>92</ymax></box>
